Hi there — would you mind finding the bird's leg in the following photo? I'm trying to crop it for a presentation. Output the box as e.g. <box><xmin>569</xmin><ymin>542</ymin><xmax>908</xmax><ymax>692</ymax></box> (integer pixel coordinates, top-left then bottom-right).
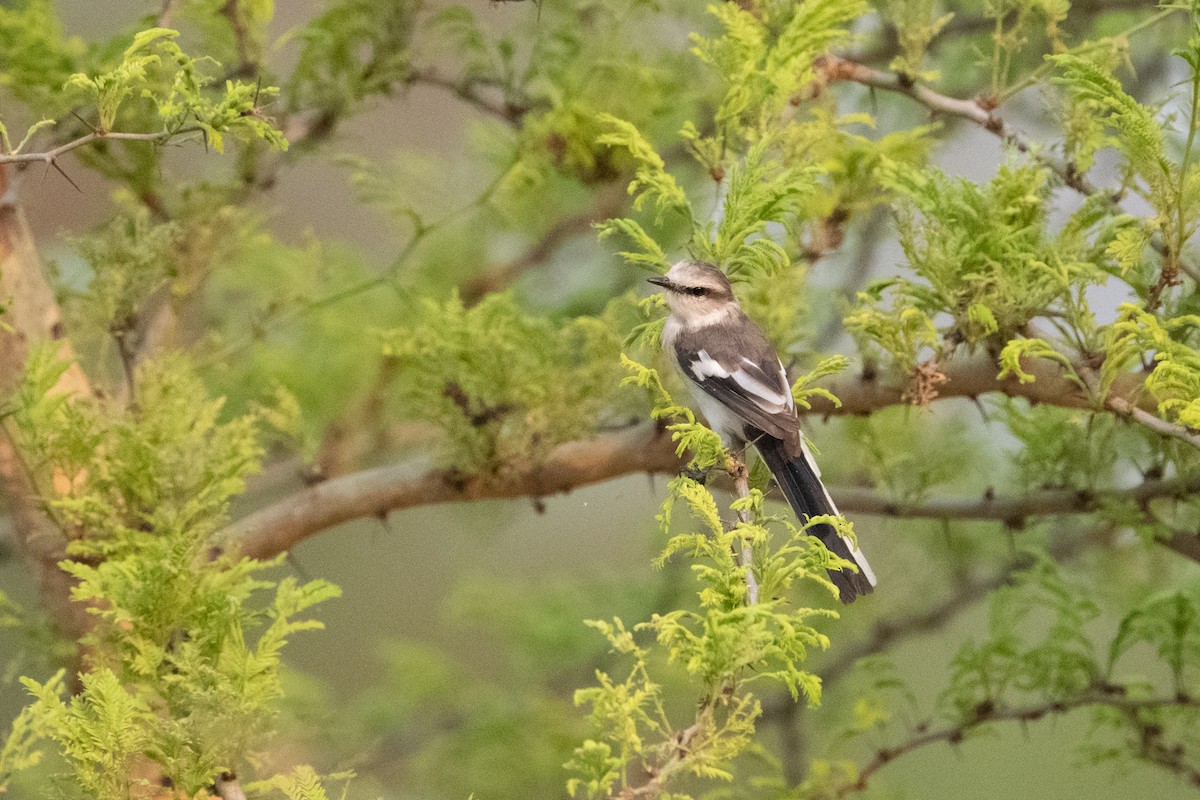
<box><xmin>726</xmin><ymin>447</ymin><xmax>759</xmax><ymax>605</ymax></box>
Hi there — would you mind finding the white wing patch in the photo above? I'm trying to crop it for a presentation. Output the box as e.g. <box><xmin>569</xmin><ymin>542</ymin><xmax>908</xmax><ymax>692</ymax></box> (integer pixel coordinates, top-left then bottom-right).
<box><xmin>690</xmin><ymin>349</ymin><xmax>730</xmax><ymax>380</ymax></box>
<box><xmin>778</xmin><ymin>362</ymin><xmax>795</xmax><ymax>411</ymax></box>
<box><xmin>729</xmin><ymin>357</ymin><xmax>791</xmax><ymax>414</ymax></box>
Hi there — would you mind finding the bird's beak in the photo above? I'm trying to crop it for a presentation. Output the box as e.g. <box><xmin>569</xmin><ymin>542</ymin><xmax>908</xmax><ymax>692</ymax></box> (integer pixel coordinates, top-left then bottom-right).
<box><xmin>647</xmin><ymin>276</ymin><xmax>674</xmax><ymax>290</ymax></box>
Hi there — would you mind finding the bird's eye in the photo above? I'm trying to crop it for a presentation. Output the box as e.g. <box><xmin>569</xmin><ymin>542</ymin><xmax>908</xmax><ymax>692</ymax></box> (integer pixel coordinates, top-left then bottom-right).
<box><xmin>684</xmin><ymin>286</ymin><xmax>708</xmax><ymax>297</ymax></box>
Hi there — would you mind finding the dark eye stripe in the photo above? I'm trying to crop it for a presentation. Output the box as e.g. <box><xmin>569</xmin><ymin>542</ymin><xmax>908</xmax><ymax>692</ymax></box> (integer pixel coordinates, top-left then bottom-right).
<box><xmin>683</xmin><ymin>286</ymin><xmax>708</xmax><ymax>296</ymax></box>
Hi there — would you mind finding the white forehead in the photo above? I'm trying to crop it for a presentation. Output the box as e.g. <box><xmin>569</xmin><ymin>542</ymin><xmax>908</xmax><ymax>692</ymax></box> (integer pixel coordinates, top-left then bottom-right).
<box><xmin>667</xmin><ymin>260</ymin><xmax>721</xmax><ymax>285</ymax></box>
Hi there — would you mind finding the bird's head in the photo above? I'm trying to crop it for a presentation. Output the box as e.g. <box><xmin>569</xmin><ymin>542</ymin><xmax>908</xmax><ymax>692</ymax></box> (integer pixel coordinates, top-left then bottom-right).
<box><xmin>647</xmin><ymin>260</ymin><xmax>737</xmax><ymax>321</ymax></box>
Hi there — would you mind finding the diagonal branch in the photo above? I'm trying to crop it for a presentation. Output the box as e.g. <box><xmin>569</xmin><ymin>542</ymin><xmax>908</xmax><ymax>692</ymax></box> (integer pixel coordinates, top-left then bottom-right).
<box><xmin>458</xmin><ymin>182</ymin><xmax>629</xmax><ymax>306</ymax></box>
<box><xmin>834</xmin><ymin>691</ymin><xmax>1200</xmax><ymax>797</ymax></box>
<box><xmin>225</xmin><ymin>423</ymin><xmax>681</xmax><ymax>561</ymax></box>
<box><xmin>817</xmin><ymin>53</ymin><xmax>1200</xmax><ymax>283</ymax></box>
<box><xmin>1107</xmin><ymin>396</ymin><xmax>1200</xmax><ymax>450</ymax></box>
<box><xmin>405</xmin><ymin>68</ymin><xmax>538</xmax><ymax>126</ymax></box>
<box><xmin>815</xmin><ymin>55</ymin><xmax>1098</xmax><ymax>197</ymax></box>
<box><xmin>766</xmin><ymin>525</ymin><xmax>1107</xmax><ymax>784</ymax></box>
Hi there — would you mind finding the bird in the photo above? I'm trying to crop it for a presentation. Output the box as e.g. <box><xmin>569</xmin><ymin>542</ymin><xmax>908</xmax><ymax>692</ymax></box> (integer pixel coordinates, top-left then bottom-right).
<box><xmin>648</xmin><ymin>259</ymin><xmax>876</xmax><ymax>604</ymax></box>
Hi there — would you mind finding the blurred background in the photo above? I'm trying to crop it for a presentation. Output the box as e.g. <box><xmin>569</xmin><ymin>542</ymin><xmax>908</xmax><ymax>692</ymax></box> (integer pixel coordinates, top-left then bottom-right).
<box><xmin>2</xmin><ymin>1</ymin><xmax>1197</xmax><ymax>798</ymax></box>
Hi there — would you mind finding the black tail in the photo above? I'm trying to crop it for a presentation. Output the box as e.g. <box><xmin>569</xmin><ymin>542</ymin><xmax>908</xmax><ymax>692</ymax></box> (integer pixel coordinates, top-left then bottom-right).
<box><xmin>757</xmin><ymin>437</ymin><xmax>876</xmax><ymax>604</ymax></box>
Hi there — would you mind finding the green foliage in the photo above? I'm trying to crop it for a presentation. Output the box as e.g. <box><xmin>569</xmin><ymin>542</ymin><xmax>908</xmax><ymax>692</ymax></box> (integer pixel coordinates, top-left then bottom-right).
<box><xmin>69</xmin><ymin>211</ymin><xmax>178</xmax><ymax>356</ymax></box>
<box><xmin>1102</xmin><ymin>304</ymin><xmax>1200</xmax><ymax>428</ymax></box>
<box><xmin>4</xmin><ymin>1</ymin><xmax>1200</xmax><ymax>798</ymax></box>
<box><xmin>596</xmin><ymin>114</ymin><xmax>693</xmax><ymax>226</ymax></box>
<box><xmin>884</xmin><ymin>0</ymin><xmax>955</xmax><ymax>80</ymax></box>
<box><xmin>997</xmin><ymin>337</ymin><xmax>1083</xmax><ymax>386</ymax></box>
<box><xmin>790</xmin><ymin>355</ymin><xmax>850</xmax><ymax>411</ymax></box>
<box><xmin>0</xmin><ymin>700</ymin><xmax>47</xmax><ymax>792</ymax></box>
<box><xmin>286</xmin><ymin>0</ymin><xmax>420</xmax><ymax>121</ymax></box>
<box><xmin>65</xmin><ymin>27</ymin><xmax>285</xmax><ymax>150</ymax></box>
<box><xmin>843</xmin><ymin>407</ymin><xmax>982</xmax><ymax>503</ymax></box>
<box><xmin>1004</xmin><ymin>404</ymin><xmax>1120</xmax><ymax>491</ymax></box>
<box><xmin>7</xmin><ymin>351</ymin><xmax>338</xmax><ymax>795</ymax></box>
<box><xmin>621</xmin><ymin>355</ymin><xmax>727</xmax><ymax>472</ymax></box>
<box><xmin>693</xmin><ymin>140</ymin><xmax>813</xmax><ymax>278</ymax></box>
<box><xmin>944</xmin><ymin>558</ymin><xmax>1100</xmax><ymax>716</ymax></box>
<box><xmin>782</xmin><ymin>113</ymin><xmax>935</xmax><ymax>218</ymax></box>
<box><xmin>691</xmin><ymin>0</ymin><xmax>866</xmax><ymax>139</ymax></box>
<box><xmin>569</xmin><ymin>475</ymin><xmax>843</xmax><ymax>799</ymax></box>
<box><xmin>987</xmin><ymin>0</ymin><xmax>1069</xmax><ymax>95</ymax></box>
<box><xmin>850</xmin><ymin>159</ymin><xmax>1106</xmax><ymax>362</ymax></box>
<box><xmin>0</xmin><ymin>0</ymin><xmax>84</xmax><ymax>115</ymax></box>
<box><xmin>380</xmin><ymin>292</ymin><xmax>638</xmax><ymax>473</ymax></box>
<box><xmin>597</xmin><ymin>0</ymin><xmax>877</xmax><ymax>291</ymax></box>
<box><xmin>21</xmin><ymin>670</ymin><xmax>151</xmax><ymax>800</ymax></box>
<box><xmin>1051</xmin><ymin>54</ymin><xmax>1173</xmax><ymax>208</ymax></box>
<box><xmin>1108</xmin><ymin>589</ymin><xmax>1200</xmax><ymax>692</ymax></box>
<box><xmin>844</xmin><ymin>287</ymin><xmax>937</xmax><ymax>373</ymax></box>
<box><xmin>249</xmin><ymin>764</ymin><xmax>350</xmax><ymax>800</ymax></box>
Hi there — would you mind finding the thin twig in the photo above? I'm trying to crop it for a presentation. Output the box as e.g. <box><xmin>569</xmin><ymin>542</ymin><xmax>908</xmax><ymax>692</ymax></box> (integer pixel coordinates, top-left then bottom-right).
<box><xmin>406</xmin><ymin>67</ymin><xmax>536</xmax><ymax>125</ymax></box>
<box><xmin>1108</xmin><ymin>396</ymin><xmax>1200</xmax><ymax>450</ymax></box>
<box><xmin>730</xmin><ymin>455</ymin><xmax>759</xmax><ymax>605</ymax></box>
<box><xmin>458</xmin><ymin>182</ymin><xmax>628</xmax><ymax>305</ymax></box>
<box><xmin>836</xmin><ymin>473</ymin><xmax>1200</xmax><ymax>524</ymax></box>
<box><xmin>815</xmin><ymin>55</ymin><xmax>1098</xmax><ymax>197</ymax></box>
<box><xmin>835</xmin><ymin>691</ymin><xmax>1200</xmax><ymax>797</ymax></box>
<box><xmin>0</xmin><ymin>128</ymin><xmax>203</xmax><ymax>166</ymax></box>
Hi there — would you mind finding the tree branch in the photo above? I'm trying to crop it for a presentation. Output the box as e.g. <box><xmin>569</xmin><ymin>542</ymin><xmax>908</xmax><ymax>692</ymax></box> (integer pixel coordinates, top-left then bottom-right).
<box><xmin>1107</xmin><ymin>396</ymin><xmax>1200</xmax><ymax>450</ymax></box>
<box><xmin>764</xmin><ymin>529</ymin><xmax>1104</xmax><ymax>784</ymax></box>
<box><xmin>458</xmin><ymin>182</ymin><xmax>628</xmax><ymax>306</ymax></box>
<box><xmin>815</xmin><ymin>55</ymin><xmax>1098</xmax><ymax>197</ymax></box>
<box><xmin>0</xmin><ymin>128</ymin><xmax>203</xmax><ymax>166</ymax></box>
<box><xmin>222</xmin><ymin>350</ymin><xmax>1174</xmax><ymax>560</ymax></box>
<box><xmin>834</xmin><ymin>691</ymin><xmax>1200</xmax><ymax>797</ymax></box>
<box><xmin>0</xmin><ymin>166</ymin><xmax>95</xmax><ymax>645</ymax></box>
<box><xmin>226</xmin><ymin>403</ymin><xmax>1200</xmax><ymax>563</ymax></box>
<box><xmin>225</xmin><ymin>423</ymin><xmax>681</xmax><ymax>560</ymax></box>
<box><xmin>405</xmin><ymin>68</ymin><xmax>536</xmax><ymax>126</ymax></box>
<box><xmin>835</xmin><ymin>473</ymin><xmax>1200</xmax><ymax>525</ymax></box>
<box><xmin>817</xmin><ymin>52</ymin><xmax>1200</xmax><ymax>283</ymax></box>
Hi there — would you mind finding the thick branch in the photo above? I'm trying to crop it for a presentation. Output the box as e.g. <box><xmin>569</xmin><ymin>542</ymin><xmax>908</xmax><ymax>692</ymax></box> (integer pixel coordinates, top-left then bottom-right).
<box><xmin>225</xmin><ymin>352</ymin><xmax>1178</xmax><ymax>560</ymax></box>
<box><xmin>0</xmin><ymin>166</ymin><xmax>94</xmax><ymax>642</ymax></box>
<box><xmin>226</xmin><ymin>423</ymin><xmax>681</xmax><ymax>560</ymax></box>
<box><xmin>227</xmin><ymin>408</ymin><xmax>1200</xmax><ymax>563</ymax></box>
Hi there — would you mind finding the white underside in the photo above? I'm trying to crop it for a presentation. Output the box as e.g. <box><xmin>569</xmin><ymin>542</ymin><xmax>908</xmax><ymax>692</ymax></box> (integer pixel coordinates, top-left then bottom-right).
<box><xmin>663</xmin><ymin>315</ymin><xmax>876</xmax><ymax>588</ymax></box>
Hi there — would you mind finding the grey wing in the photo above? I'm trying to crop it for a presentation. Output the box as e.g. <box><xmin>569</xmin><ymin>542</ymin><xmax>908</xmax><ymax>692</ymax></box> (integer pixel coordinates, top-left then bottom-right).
<box><xmin>675</xmin><ymin>341</ymin><xmax>800</xmax><ymax>442</ymax></box>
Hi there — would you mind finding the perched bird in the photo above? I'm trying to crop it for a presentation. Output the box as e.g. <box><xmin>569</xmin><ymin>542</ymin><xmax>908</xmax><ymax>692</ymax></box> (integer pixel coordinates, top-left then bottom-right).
<box><xmin>648</xmin><ymin>260</ymin><xmax>875</xmax><ymax>604</ymax></box>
